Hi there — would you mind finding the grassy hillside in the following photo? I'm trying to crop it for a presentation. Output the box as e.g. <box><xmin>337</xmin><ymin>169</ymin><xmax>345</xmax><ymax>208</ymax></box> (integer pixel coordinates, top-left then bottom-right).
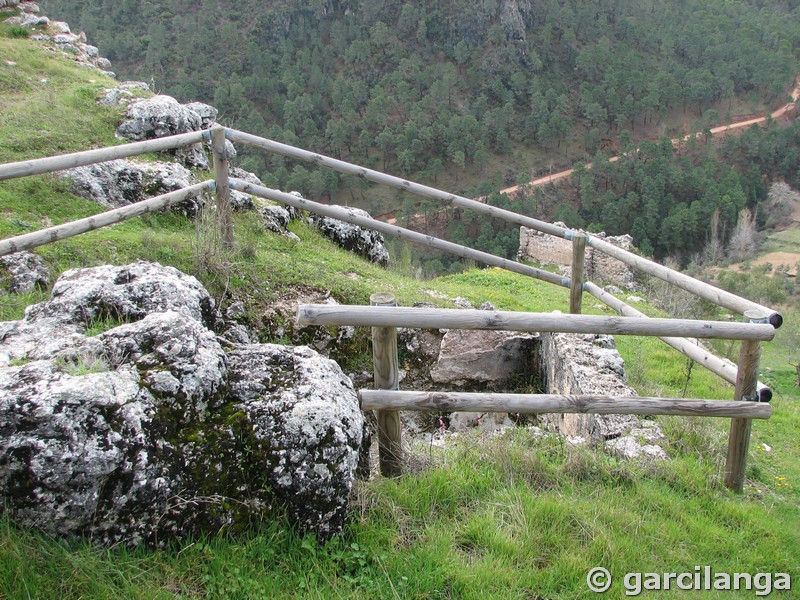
<box><xmin>1</xmin><ymin>20</ymin><xmax>799</xmax><ymax>600</ymax></box>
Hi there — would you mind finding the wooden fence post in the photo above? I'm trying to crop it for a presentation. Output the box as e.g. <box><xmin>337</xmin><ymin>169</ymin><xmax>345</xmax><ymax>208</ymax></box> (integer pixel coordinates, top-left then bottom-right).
<box><xmin>370</xmin><ymin>292</ymin><xmax>402</xmax><ymax>477</ymax></box>
<box><xmin>724</xmin><ymin>310</ymin><xmax>768</xmax><ymax>493</ymax></box>
<box><xmin>210</xmin><ymin>125</ymin><xmax>234</xmax><ymax>250</ymax></box>
<box><xmin>570</xmin><ymin>233</ymin><xmax>587</xmax><ymax>314</ymax></box>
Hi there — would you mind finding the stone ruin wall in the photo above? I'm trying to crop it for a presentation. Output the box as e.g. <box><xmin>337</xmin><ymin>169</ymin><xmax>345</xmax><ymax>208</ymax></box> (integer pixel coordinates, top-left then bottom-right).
<box><xmin>404</xmin><ymin>302</ymin><xmax>666</xmax><ymax>456</ymax></box>
<box><xmin>533</xmin><ymin>330</ymin><xmax>666</xmax><ymax>458</ymax></box>
<box><xmin>518</xmin><ymin>225</ymin><xmax>636</xmax><ymax>288</ymax></box>
<box><xmin>535</xmin><ymin>331</ymin><xmax>637</xmax><ymax>440</ymax></box>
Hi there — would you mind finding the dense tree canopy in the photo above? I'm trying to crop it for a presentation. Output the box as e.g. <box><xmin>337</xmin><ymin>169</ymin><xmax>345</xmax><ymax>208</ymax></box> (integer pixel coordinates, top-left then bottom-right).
<box><xmin>41</xmin><ymin>0</ymin><xmax>800</xmax><ymax>268</ymax></box>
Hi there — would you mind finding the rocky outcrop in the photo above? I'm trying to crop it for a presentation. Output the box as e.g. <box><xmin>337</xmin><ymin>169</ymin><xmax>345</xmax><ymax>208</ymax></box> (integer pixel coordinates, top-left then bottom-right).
<box><xmin>0</xmin><ymin>261</ymin><xmax>364</xmax><ymax>546</ymax></box>
<box><xmin>98</xmin><ymin>81</ymin><xmax>151</xmax><ymax>107</ymax></box>
<box><xmin>0</xmin><ymin>251</ymin><xmax>49</xmax><ymax>293</ymax></box>
<box><xmin>184</xmin><ymin>102</ymin><xmax>218</xmax><ymax>129</ymax></box>
<box><xmin>259</xmin><ymin>205</ymin><xmax>292</xmax><ymax>233</ymax></box>
<box><xmin>3</xmin><ymin>3</ymin><xmax>115</xmax><ymax>77</ymax></box>
<box><xmin>59</xmin><ymin>158</ymin><xmax>257</xmax><ymax>215</ymax></box>
<box><xmin>518</xmin><ymin>224</ymin><xmax>636</xmax><ymax>288</ymax></box>
<box><xmin>430</xmin><ymin>329</ymin><xmax>537</xmax><ymax>386</ymax></box>
<box><xmin>116</xmin><ymin>95</ymin><xmax>209</xmax><ymax>168</ymax></box>
<box><xmin>500</xmin><ymin>0</ymin><xmax>530</xmax><ymax>42</ymax></box>
<box><xmin>117</xmin><ymin>95</ymin><xmax>203</xmax><ymax>141</ymax></box>
<box><xmin>226</xmin><ymin>345</ymin><xmax>363</xmax><ymax>537</ymax></box>
<box><xmin>115</xmin><ymin>95</ymin><xmax>239</xmax><ymax>169</ymax></box>
<box><xmin>310</xmin><ymin>206</ymin><xmax>390</xmax><ymax>266</ymax></box>
<box><xmin>60</xmin><ymin>159</ymin><xmax>202</xmax><ymax>212</ymax></box>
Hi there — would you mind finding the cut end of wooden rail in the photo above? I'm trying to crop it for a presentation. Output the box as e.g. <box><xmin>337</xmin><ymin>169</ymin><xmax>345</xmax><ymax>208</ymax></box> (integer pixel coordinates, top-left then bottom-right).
<box><xmin>758</xmin><ymin>386</ymin><xmax>773</xmax><ymax>403</ymax></box>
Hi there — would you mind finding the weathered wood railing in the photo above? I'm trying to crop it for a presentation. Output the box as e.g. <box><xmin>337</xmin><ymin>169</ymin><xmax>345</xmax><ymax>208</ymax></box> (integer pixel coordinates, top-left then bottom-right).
<box><xmin>225</xmin><ymin>128</ymin><xmax>781</xmax><ymax>328</ymax></box>
<box><xmin>296</xmin><ymin>299</ymin><xmax>772</xmax><ymax>492</ymax></box>
<box><xmin>0</xmin><ymin>126</ymin><xmax>783</xmax><ymax>492</ymax></box>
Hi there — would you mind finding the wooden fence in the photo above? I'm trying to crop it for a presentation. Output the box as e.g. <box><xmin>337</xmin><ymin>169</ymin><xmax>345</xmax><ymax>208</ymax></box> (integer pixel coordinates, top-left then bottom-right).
<box><xmin>297</xmin><ymin>298</ymin><xmax>772</xmax><ymax>490</ymax></box>
<box><xmin>0</xmin><ymin>125</ymin><xmax>782</xmax><ymax>493</ymax></box>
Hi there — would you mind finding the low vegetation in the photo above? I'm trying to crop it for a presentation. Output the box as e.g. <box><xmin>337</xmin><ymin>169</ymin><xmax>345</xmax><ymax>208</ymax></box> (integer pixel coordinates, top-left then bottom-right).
<box><xmin>1</xmin><ymin>16</ymin><xmax>798</xmax><ymax>600</ymax></box>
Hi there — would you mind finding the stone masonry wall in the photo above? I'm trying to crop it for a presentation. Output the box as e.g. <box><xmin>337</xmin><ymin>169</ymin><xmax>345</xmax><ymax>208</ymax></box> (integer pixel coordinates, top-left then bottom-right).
<box><xmin>533</xmin><ymin>329</ymin><xmax>667</xmax><ymax>459</ymax></box>
<box><xmin>518</xmin><ymin>224</ymin><xmax>636</xmax><ymax>288</ymax></box>
<box><xmin>535</xmin><ymin>331</ymin><xmax>637</xmax><ymax>440</ymax></box>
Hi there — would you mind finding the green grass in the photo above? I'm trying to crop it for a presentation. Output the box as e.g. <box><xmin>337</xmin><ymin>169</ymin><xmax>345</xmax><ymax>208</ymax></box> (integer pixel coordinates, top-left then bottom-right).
<box><xmin>3</xmin><ymin>424</ymin><xmax>798</xmax><ymax>599</ymax></box>
<box><xmin>1</xmin><ymin>34</ymin><xmax>799</xmax><ymax>600</ymax></box>
<box><xmin>0</xmin><ymin>36</ymin><xmax>120</xmax><ymax>160</ymax></box>
<box><xmin>762</xmin><ymin>228</ymin><xmax>800</xmax><ymax>256</ymax></box>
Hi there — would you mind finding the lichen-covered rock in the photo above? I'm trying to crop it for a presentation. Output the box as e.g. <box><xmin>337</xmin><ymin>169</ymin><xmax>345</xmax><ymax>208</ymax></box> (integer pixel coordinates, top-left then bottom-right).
<box><xmin>98</xmin><ymin>311</ymin><xmax>227</xmax><ymax>413</ymax></box>
<box><xmin>0</xmin><ymin>261</ymin><xmax>217</xmax><ymax>366</ymax></box>
<box><xmin>118</xmin><ymin>95</ymin><xmax>201</xmax><ymax>140</ymax></box>
<box><xmin>183</xmin><ymin>101</ymin><xmax>218</xmax><ymax>129</ymax></box>
<box><xmin>0</xmin><ymin>262</ymin><xmax>364</xmax><ymax>546</ymax></box>
<box><xmin>226</xmin><ymin>344</ymin><xmax>364</xmax><ymax>538</ymax></box>
<box><xmin>5</xmin><ymin>14</ymin><xmax>48</xmax><ymax>27</ymax></box>
<box><xmin>61</xmin><ymin>159</ymin><xmax>144</xmax><ymax>207</ymax></box>
<box><xmin>60</xmin><ymin>158</ymin><xmax>204</xmax><ymax>214</ymax></box>
<box><xmin>228</xmin><ymin>167</ymin><xmax>263</xmax><ymax>212</ymax></box>
<box><xmin>0</xmin><ymin>251</ymin><xmax>49</xmax><ymax>293</ymax></box>
<box><xmin>230</xmin><ymin>167</ymin><xmax>263</xmax><ymax>187</ymax></box>
<box><xmin>259</xmin><ymin>205</ymin><xmax>291</xmax><ymax>233</ymax></box>
<box><xmin>0</xmin><ymin>310</ymin><xmax>230</xmax><ymax>547</ymax></box>
<box><xmin>0</xmin><ymin>360</ymin><xmax>171</xmax><ymax>547</ymax></box>
<box><xmin>605</xmin><ymin>422</ymin><xmax>668</xmax><ymax>460</ymax></box>
<box><xmin>98</xmin><ymin>81</ymin><xmax>150</xmax><ymax>107</ymax></box>
<box><xmin>452</xmin><ymin>296</ymin><xmax>474</xmax><ymax>309</ymax></box>
<box><xmin>117</xmin><ymin>95</ymin><xmax>209</xmax><ymax>169</ymax></box>
<box><xmin>229</xmin><ymin>189</ymin><xmax>254</xmax><ymax>211</ymax></box>
<box><xmin>310</xmin><ymin>206</ymin><xmax>389</xmax><ymax>266</ymax></box>
<box><xmin>25</xmin><ymin>260</ymin><xmax>218</xmax><ymax>328</ymax></box>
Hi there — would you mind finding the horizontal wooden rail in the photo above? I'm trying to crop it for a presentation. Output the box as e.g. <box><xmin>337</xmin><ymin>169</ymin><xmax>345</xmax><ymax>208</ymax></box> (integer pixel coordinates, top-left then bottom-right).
<box><xmin>0</xmin><ymin>126</ymin><xmax>780</xmax><ymax>331</ymax></box>
<box><xmin>229</xmin><ymin>179</ymin><xmax>567</xmax><ymax>287</ymax></box>
<box><xmin>226</xmin><ymin>128</ymin><xmax>571</xmax><ymax>239</ymax></box>
<box><xmin>0</xmin><ymin>131</ymin><xmax>206</xmax><ymax>181</ymax></box>
<box><xmin>0</xmin><ymin>181</ymin><xmax>213</xmax><ymax>256</ymax></box>
<box><xmin>227</xmin><ymin>127</ymin><xmax>778</xmax><ymax>327</ymax></box>
<box><xmin>358</xmin><ymin>390</ymin><xmax>772</xmax><ymax>419</ymax></box>
<box><xmin>588</xmin><ymin>237</ymin><xmax>781</xmax><ymax>328</ymax></box>
<box><xmin>585</xmin><ymin>283</ymin><xmax>772</xmax><ymax>401</ymax></box>
<box><xmin>296</xmin><ymin>305</ymin><xmax>775</xmax><ymax>340</ymax></box>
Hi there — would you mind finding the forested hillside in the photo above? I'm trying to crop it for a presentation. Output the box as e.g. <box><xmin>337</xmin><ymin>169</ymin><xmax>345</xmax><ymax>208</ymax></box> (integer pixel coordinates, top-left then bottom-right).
<box><xmin>40</xmin><ymin>0</ymin><xmax>800</xmax><ymax>267</ymax></box>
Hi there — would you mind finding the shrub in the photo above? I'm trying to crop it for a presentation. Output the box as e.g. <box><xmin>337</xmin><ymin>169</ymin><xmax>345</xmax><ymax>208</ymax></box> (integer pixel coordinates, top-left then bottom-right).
<box><xmin>5</xmin><ymin>26</ymin><xmax>29</xmax><ymax>39</ymax></box>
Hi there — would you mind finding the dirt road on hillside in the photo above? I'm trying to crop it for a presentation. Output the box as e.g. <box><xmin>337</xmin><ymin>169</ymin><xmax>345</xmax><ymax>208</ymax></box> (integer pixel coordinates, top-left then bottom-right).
<box><xmin>377</xmin><ymin>78</ymin><xmax>800</xmax><ymax>225</ymax></box>
<box><xmin>495</xmin><ymin>78</ymin><xmax>800</xmax><ymax>198</ymax></box>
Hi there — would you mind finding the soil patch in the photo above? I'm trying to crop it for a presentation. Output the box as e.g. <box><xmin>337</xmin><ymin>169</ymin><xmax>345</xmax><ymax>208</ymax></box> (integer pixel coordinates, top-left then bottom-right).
<box><xmin>750</xmin><ymin>252</ymin><xmax>800</xmax><ymax>276</ymax></box>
